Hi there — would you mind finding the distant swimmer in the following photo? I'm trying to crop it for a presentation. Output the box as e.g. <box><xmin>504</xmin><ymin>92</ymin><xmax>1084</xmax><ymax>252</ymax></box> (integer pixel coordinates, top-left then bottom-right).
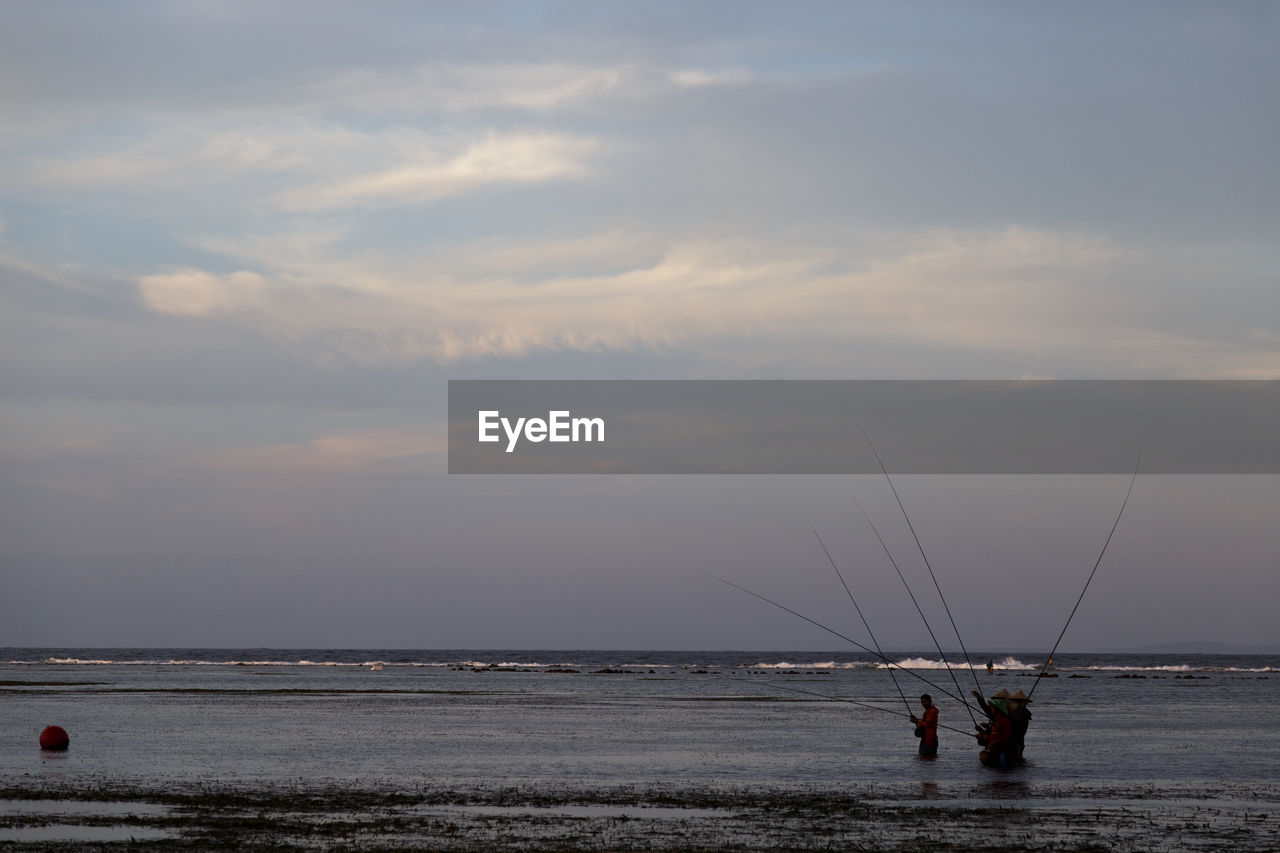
<box><xmin>910</xmin><ymin>693</ymin><xmax>939</xmax><ymax>758</ymax></box>
<box><xmin>987</xmin><ymin>658</ymin><xmax>995</xmax><ymax>675</ymax></box>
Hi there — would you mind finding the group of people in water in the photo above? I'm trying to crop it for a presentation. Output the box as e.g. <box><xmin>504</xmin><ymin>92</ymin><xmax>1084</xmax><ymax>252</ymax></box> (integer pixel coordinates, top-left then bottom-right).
<box><xmin>908</xmin><ymin>687</ymin><xmax>1032</xmax><ymax>768</ymax></box>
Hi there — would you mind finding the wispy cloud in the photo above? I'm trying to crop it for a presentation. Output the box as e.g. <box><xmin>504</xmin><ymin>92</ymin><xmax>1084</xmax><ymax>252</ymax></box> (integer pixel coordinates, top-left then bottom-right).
<box><xmin>314</xmin><ymin>62</ymin><xmax>628</xmax><ymax>112</ymax></box>
<box><xmin>139</xmin><ymin>269</ymin><xmax>268</xmax><ymax>316</ymax></box>
<box><xmin>668</xmin><ymin>69</ymin><xmax>751</xmax><ymax>89</ymax></box>
<box><xmin>311</xmin><ymin>62</ymin><xmax>749</xmax><ymax>113</ymax></box>
<box><xmin>131</xmin><ymin>226</ymin><xmax>1280</xmax><ymax>376</ymax></box>
<box><xmin>28</xmin><ymin>121</ymin><xmax>361</xmax><ymax>188</ymax></box>
<box><xmin>273</xmin><ymin>131</ymin><xmax>599</xmax><ymax>211</ymax></box>
<box><xmin>27</xmin><ymin>122</ymin><xmax>600</xmax><ymax>213</ymax></box>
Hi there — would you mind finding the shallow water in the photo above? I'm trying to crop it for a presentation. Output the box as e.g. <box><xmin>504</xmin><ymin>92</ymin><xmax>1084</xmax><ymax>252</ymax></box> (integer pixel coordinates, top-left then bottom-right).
<box><xmin>416</xmin><ymin>804</ymin><xmax>731</xmax><ymax>819</ymax></box>
<box><xmin>0</xmin><ymin>799</ymin><xmax>170</xmax><ymax>817</ymax></box>
<box><xmin>0</xmin><ymin>825</ymin><xmax>174</xmax><ymax>842</ymax></box>
<box><xmin>2</xmin><ymin>648</ymin><xmax>1278</xmax><ymax>849</ymax></box>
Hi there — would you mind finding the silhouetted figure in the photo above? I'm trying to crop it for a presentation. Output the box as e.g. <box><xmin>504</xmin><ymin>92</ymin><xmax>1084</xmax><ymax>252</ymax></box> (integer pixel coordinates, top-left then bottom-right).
<box><xmin>974</xmin><ymin>689</ymin><xmax>1018</xmax><ymax>768</ymax></box>
<box><xmin>910</xmin><ymin>693</ymin><xmax>939</xmax><ymax>758</ymax></box>
<box><xmin>1005</xmin><ymin>689</ymin><xmax>1032</xmax><ymax>760</ymax></box>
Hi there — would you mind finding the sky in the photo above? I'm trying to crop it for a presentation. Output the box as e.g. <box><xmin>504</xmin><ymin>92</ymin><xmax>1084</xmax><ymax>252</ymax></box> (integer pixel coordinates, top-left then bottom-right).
<box><xmin>2</xmin><ymin>2</ymin><xmax>1278</xmax><ymax>651</ymax></box>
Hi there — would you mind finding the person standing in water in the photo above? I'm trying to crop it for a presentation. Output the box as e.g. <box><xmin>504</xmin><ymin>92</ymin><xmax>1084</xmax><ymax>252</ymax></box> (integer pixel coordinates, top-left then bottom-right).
<box><xmin>978</xmin><ymin>694</ymin><xmax>1016</xmax><ymax>768</ymax></box>
<box><xmin>1005</xmin><ymin>690</ymin><xmax>1032</xmax><ymax>761</ymax></box>
<box><xmin>910</xmin><ymin>693</ymin><xmax>939</xmax><ymax>757</ymax></box>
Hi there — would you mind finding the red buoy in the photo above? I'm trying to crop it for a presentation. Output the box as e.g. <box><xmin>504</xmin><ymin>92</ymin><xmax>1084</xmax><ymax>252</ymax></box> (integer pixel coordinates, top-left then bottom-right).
<box><xmin>39</xmin><ymin>726</ymin><xmax>70</xmax><ymax>750</ymax></box>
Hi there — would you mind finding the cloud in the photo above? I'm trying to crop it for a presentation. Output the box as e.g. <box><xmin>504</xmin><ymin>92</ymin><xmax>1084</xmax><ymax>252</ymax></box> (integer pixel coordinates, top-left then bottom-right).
<box><xmin>309</xmin><ymin>62</ymin><xmax>751</xmax><ymax>114</ymax></box>
<box><xmin>15</xmin><ymin>58</ymin><xmax>741</xmax><ymax>206</ymax></box>
<box><xmin>27</xmin><ymin>121</ymin><xmax>357</xmax><ymax>188</ymax></box>
<box><xmin>27</xmin><ymin>121</ymin><xmax>598</xmax><ymax>213</ymax></box>
<box><xmin>273</xmin><ymin>131</ymin><xmax>599</xmax><ymax>211</ymax></box>
<box><xmin>314</xmin><ymin>62</ymin><xmax>629</xmax><ymax>113</ymax></box>
<box><xmin>8</xmin><ymin>10</ymin><xmax>1278</xmax><ymax>382</ymax></box>
<box><xmin>195</xmin><ymin>130</ymin><xmax>314</xmax><ymax>172</ymax></box>
<box><xmin>669</xmin><ymin>69</ymin><xmax>751</xmax><ymax>89</ymax></box>
<box><xmin>132</xmin><ymin>225</ymin><xmax>1280</xmax><ymax>376</ymax></box>
<box><xmin>138</xmin><ymin>269</ymin><xmax>268</xmax><ymax>316</ymax></box>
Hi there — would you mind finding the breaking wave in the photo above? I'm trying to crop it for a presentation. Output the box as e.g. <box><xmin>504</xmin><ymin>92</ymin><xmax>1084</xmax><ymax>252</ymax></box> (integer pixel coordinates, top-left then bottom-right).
<box><xmin>30</xmin><ymin>657</ymin><xmax>448</xmax><ymax>668</ymax></box>
<box><xmin>879</xmin><ymin>656</ymin><xmax>1036</xmax><ymax>671</ymax></box>
<box><xmin>7</xmin><ymin>651</ymin><xmax>1274</xmax><ymax>673</ymax></box>
<box><xmin>1081</xmin><ymin>664</ymin><xmax>1195</xmax><ymax>673</ymax></box>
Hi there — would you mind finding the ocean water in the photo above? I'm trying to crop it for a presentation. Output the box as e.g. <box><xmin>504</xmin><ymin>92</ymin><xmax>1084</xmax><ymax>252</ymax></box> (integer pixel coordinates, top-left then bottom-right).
<box><xmin>4</xmin><ymin>648</ymin><xmax>1277</xmax><ymax>788</ymax></box>
<box><xmin>3</xmin><ymin>649</ymin><xmax>1279</xmax><ymax>847</ymax></box>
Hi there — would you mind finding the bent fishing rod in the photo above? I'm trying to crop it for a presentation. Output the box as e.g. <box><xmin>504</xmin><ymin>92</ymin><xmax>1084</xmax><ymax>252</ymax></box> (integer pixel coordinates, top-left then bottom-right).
<box><xmin>811</xmin><ymin>528</ymin><xmax>913</xmax><ymax>716</ymax></box>
<box><xmin>1027</xmin><ymin>454</ymin><xmax>1141</xmax><ymax>702</ymax></box>
<box><xmin>703</xmin><ymin>571</ymin><xmax>969</xmax><ymax>707</ymax></box>
<box><xmin>855</xmin><ymin>420</ymin><xmax>986</xmax><ymax>702</ymax></box>
<box><xmin>736</xmin><ymin>677</ymin><xmax>980</xmax><ymax>739</ymax></box>
<box><xmin>851</xmin><ymin>495</ymin><xmax>981</xmax><ymax>727</ymax></box>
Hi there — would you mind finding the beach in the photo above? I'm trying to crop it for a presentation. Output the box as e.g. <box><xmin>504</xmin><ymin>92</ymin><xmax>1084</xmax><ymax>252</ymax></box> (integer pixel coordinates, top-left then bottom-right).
<box><xmin>3</xmin><ymin>649</ymin><xmax>1278</xmax><ymax>850</ymax></box>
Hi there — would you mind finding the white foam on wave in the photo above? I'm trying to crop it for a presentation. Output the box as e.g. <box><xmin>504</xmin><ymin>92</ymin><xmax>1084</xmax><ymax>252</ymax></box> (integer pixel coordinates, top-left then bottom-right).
<box><xmin>33</xmin><ymin>657</ymin><xmax>450</xmax><ymax>668</ymax></box>
<box><xmin>19</xmin><ymin>654</ymin><xmax>1271</xmax><ymax>673</ymax></box>
<box><xmin>1082</xmin><ymin>664</ymin><xmax>1195</xmax><ymax>672</ymax></box>
<box><xmin>878</xmin><ymin>656</ymin><xmax>1036</xmax><ymax>671</ymax></box>
<box><xmin>458</xmin><ymin>660</ymin><xmax>578</xmax><ymax>669</ymax></box>
<box><xmin>44</xmin><ymin>658</ymin><xmax>148</xmax><ymax>665</ymax></box>
<box><xmin>1077</xmin><ymin>664</ymin><xmax>1274</xmax><ymax>673</ymax></box>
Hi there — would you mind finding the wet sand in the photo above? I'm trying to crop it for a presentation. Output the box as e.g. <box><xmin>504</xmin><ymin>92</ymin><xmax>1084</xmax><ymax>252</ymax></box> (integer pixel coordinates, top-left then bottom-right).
<box><xmin>4</xmin><ymin>779</ymin><xmax>1278</xmax><ymax>851</ymax></box>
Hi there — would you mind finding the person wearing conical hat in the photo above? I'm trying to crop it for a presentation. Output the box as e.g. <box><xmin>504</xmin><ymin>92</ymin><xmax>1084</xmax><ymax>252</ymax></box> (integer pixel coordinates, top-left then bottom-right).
<box><xmin>1005</xmin><ymin>689</ymin><xmax>1032</xmax><ymax>762</ymax></box>
<box><xmin>977</xmin><ymin>690</ymin><xmax>1016</xmax><ymax>768</ymax></box>
<box><xmin>971</xmin><ymin>687</ymin><xmax>1011</xmax><ymax>720</ymax></box>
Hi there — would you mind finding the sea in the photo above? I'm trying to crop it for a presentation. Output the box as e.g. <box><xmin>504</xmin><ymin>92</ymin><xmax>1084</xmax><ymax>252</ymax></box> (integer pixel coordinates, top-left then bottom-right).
<box><xmin>3</xmin><ymin>648</ymin><xmax>1278</xmax><ymax>849</ymax></box>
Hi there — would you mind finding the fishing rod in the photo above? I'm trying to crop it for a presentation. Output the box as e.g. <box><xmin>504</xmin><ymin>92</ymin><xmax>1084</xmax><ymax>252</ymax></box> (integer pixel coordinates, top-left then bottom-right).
<box><xmin>1027</xmin><ymin>454</ymin><xmax>1141</xmax><ymax>701</ymax></box>
<box><xmin>811</xmin><ymin>528</ymin><xmax>913</xmax><ymax>715</ymax></box>
<box><xmin>736</xmin><ymin>677</ymin><xmax>980</xmax><ymax>739</ymax></box>
<box><xmin>852</xmin><ymin>495</ymin><xmax>981</xmax><ymax>728</ymax></box>
<box><xmin>855</xmin><ymin>420</ymin><xmax>986</xmax><ymax>702</ymax></box>
<box><xmin>703</xmin><ymin>571</ymin><xmax>969</xmax><ymax>706</ymax></box>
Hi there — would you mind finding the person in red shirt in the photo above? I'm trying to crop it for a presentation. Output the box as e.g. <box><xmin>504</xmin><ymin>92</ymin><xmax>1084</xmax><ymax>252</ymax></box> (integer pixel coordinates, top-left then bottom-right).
<box><xmin>910</xmin><ymin>693</ymin><xmax>939</xmax><ymax>757</ymax></box>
